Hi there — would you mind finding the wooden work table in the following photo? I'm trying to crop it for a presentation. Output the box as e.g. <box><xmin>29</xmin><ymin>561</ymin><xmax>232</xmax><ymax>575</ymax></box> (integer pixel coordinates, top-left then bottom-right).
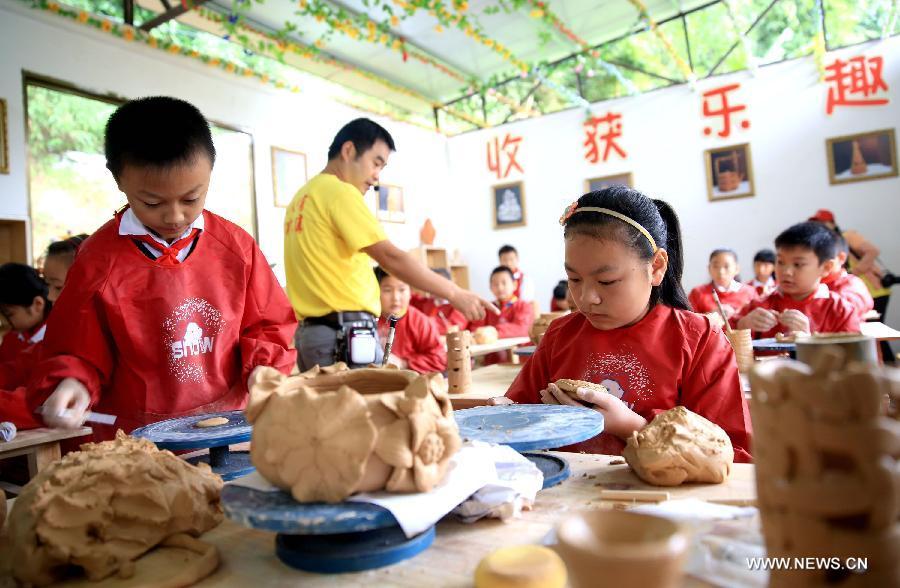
<box><xmin>0</xmin><ymin>453</ymin><xmax>756</xmax><ymax>587</ymax></box>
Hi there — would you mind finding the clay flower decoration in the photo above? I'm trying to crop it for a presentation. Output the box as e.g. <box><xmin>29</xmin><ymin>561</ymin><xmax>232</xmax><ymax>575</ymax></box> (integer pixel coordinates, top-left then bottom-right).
<box><xmin>559</xmin><ymin>200</ymin><xmax>580</xmax><ymax>225</ymax></box>
<box><xmin>374</xmin><ymin>375</ymin><xmax>460</xmax><ymax>492</ymax></box>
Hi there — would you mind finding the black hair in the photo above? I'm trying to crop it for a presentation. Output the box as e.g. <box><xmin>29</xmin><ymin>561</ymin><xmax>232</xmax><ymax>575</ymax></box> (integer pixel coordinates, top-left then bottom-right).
<box><xmin>753</xmin><ymin>248</ymin><xmax>776</xmax><ymax>264</ymax></box>
<box><xmin>709</xmin><ymin>248</ymin><xmax>738</xmax><ymax>263</ymax></box>
<box><xmin>491</xmin><ymin>266</ymin><xmax>516</xmax><ymax>281</ymax></box>
<box><xmin>562</xmin><ymin>186</ymin><xmax>690</xmax><ymax>311</ymax></box>
<box><xmin>46</xmin><ymin>234</ymin><xmax>89</xmax><ymax>259</ymax></box>
<box><xmin>0</xmin><ymin>263</ymin><xmax>52</xmax><ymax>316</ymax></box>
<box><xmin>327</xmin><ymin>118</ymin><xmax>396</xmax><ymax>161</ymax></box>
<box><xmin>498</xmin><ymin>245</ymin><xmax>517</xmax><ymax>257</ymax></box>
<box><xmin>775</xmin><ymin>222</ymin><xmax>839</xmax><ymax>264</ymax></box>
<box><xmin>432</xmin><ymin>267</ymin><xmax>451</xmax><ymax>280</ymax></box>
<box><xmin>833</xmin><ymin>232</ymin><xmax>849</xmax><ymax>256</ymax></box>
<box><xmin>553</xmin><ymin>280</ymin><xmax>568</xmax><ymax>300</ymax></box>
<box><xmin>374</xmin><ymin>266</ymin><xmax>389</xmax><ymax>284</ymax></box>
<box><xmin>105</xmin><ymin>97</ymin><xmax>216</xmax><ymax>179</ymax></box>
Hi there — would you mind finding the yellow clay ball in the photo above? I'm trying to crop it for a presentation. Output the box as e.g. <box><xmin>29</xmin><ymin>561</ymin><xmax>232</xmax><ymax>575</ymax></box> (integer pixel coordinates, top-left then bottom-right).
<box><xmin>474</xmin><ymin>545</ymin><xmax>567</xmax><ymax>588</ymax></box>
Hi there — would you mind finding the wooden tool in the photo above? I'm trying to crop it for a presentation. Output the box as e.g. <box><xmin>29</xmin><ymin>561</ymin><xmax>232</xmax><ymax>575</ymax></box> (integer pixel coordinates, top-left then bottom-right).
<box><xmin>710</xmin><ymin>289</ymin><xmax>733</xmax><ymax>335</ymax></box>
<box><xmin>381</xmin><ymin>314</ymin><xmax>400</xmax><ymax>367</ymax></box>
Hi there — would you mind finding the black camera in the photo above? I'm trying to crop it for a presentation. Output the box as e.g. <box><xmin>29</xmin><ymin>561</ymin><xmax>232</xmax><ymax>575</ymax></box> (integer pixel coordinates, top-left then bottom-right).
<box><xmin>882</xmin><ymin>272</ymin><xmax>900</xmax><ymax>288</ymax></box>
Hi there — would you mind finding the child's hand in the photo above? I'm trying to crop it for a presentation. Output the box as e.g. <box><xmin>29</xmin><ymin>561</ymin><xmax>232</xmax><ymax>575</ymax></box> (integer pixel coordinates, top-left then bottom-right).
<box><xmin>779</xmin><ymin>309</ymin><xmax>810</xmax><ymax>334</ymax></box>
<box><xmin>538</xmin><ymin>383</ymin><xmax>564</xmax><ymax>405</ymax></box>
<box><xmin>489</xmin><ymin>396</ymin><xmax>514</xmax><ymax>406</ymax></box>
<box><xmin>704</xmin><ymin>312</ymin><xmax>725</xmax><ymax>329</ymax></box>
<box><xmin>737</xmin><ymin>308</ymin><xmax>779</xmax><ymax>332</ymax></box>
<box><xmin>544</xmin><ymin>383</ymin><xmax>647</xmax><ymax>440</ymax></box>
<box><xmin>721</xmin><ymin>304</ymin><xmax>736</xmax><ymax>318</ymax></box>
<box><xmin>42</xmin><ymin>378</ymin><xmax>90</xmax><ymax>428</ymax></box>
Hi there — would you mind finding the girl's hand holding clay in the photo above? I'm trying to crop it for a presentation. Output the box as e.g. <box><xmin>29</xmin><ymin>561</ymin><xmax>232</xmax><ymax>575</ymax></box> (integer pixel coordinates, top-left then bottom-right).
<box><xmin>543</xmin><ymin>382</ymin><xmax>647</xmax><ymax>439</ymax></box>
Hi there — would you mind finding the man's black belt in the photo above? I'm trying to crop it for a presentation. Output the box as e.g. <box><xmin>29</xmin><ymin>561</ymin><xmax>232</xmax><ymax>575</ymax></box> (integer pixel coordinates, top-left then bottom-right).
<box><xmin>303</xmin><ymin>311</ymin><xmax>376</xmax><ymax>330</ymax></box>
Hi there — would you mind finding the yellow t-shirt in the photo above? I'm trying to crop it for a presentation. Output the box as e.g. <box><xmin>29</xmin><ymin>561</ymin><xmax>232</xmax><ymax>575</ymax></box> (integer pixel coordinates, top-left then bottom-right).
<box><xmin>284</xmin><ymin>173</ymin><xmax>387</xmax><ymax>319</ymax></box>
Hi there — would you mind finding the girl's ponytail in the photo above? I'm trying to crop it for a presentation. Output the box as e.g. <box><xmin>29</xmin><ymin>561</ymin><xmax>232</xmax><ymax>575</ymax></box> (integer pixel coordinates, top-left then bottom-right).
<box><xmin>652</xmin><ymin>200</ymin><xmax>690</xmax><ymax>311</ymax></box>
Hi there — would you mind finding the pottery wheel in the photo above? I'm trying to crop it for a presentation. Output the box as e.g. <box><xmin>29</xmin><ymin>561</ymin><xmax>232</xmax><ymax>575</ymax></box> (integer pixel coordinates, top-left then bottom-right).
<box><xmin>521</xmin><ymin>452</ymin><xmax>570</xmax><ymax>489</ymax></box>
<box><xmin>454</xmin><ymin>405</ymin><xmax>604</xmax><ymax>452</ymax></box>
<box><xmin>222</xmin><ymin>485</ymin><xmax>434</xmax><ymax>572</ymax></box>
<box><xmin>131</xmin><ymin>410</ymin><xmax>253</xmax><ymax>481</ymax></box>
<box><xmin>752</xmin><ymin>338</ymin><xmax>797</xmax><ymax>356</ymax></box>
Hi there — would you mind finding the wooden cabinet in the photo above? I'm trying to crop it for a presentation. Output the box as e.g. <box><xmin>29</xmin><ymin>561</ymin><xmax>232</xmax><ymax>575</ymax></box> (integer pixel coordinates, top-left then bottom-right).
<box><xmin>0</xmin><ymin>219</ymin><xmax>27</xmax><ymax>264</ymax></box>
<box><xmin>410</xmin><ymin>246</ymin><xmax>470</xmax><ymax>289</ymax></box>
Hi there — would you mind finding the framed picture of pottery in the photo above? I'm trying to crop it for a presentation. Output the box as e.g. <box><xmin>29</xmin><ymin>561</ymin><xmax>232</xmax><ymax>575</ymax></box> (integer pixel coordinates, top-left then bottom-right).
<box><xmin>492</xmin><ymin>181</ymin><xmax>526</xmax><ymax>229</ymax></box>
<box><xmin>0</xmin><ymin>98</ymin><xmax>8</xmax><ymax>174</ymax></box>
<box><xmin>376</xmin><ymin>184</ymin><xmax>405</xmax><ymax>223</ymax></box>
<box><xmin>705</xmin><ymin>143</ymin><xmax>754</xmax><ymax>202</ymax></box>
<box><xmin>271</xmin><ymin>146</ymin><xmax>308</xmax><ymax>208</ymax></box>
<box><xmin>584</xmin><ymin>172</ymin><xmax>633</xmax><ymax>193</ymax></box>
<box><xmin>826</xmin><ymin>128</ymin><xmax>898</xmax><ymax>185</ymax></box>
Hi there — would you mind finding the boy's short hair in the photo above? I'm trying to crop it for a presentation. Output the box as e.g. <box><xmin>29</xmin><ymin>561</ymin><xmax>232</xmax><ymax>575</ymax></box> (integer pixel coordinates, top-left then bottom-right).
<box><xmin>497</xmin><ymin>245</ymin><xmax>517</xmax><ymax>257</ymax></box>
<box><xmin>491</xmin><ymin>266</ymin><xmax>516</xmax><ymax>281</ymax></box>
<box><xmin>553</xmin><ymin>280</ymin><xmax>568</xmax><ymax>300</ymax></box>
<box><xmin>774</xmin><ymin>222</ymin><xmax>839</xmax><ymax>264</ymax></box>
<box><xmin>0</xmin><ymin>263</ymin><xmax>49</xmax><ymax>307</ymax></box>
<box><xmin>709</xmin><ymin>248</ymin><xmax>738</xmax><ymax>262</ymax></box>
<box><xmin>833</xmin><ymin>232</ymin><xmax>849</xmax><ymax>256</ymax></box>
<box><xmin>753</xmin><ymin>248</ymin><xmax>776</xmax><ymax>264</ymax></box>
<box><xmin>374</xmin><ymin>266</ymin><xmax>390</xmax><ymax>284</ymax></box>
<box><xmin>105</xmin><ymin>97</ymin><xmax>216</xmax><ymax>179</ymax></box>
<box><xmin>328</xmin><ymin>118</ymin><xmax>395</xmax><ymax>161</ymax></box>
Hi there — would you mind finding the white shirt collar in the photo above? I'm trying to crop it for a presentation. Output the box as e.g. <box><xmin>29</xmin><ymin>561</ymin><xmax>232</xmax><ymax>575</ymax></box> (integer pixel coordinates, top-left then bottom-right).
<box><xmin>714</xmin><ymin>280</ymin><xmax>743</xmax><ymax>294</ymax></box>
<box><xmin>18</xmin><ymin>323</ymin><xmax>46</xmax><ymax>345</ymax></box>
<box><xmin>119</xmin><ymin>208</ymin><xmax>204</xmax><ymax>261</ymax></box>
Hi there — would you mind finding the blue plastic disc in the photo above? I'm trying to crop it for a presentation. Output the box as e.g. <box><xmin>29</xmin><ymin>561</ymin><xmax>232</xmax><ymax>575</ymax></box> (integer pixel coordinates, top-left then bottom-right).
<box><xmin>186</xmin><ymin>449</ymin><xmax>254</xmax><ymax>482</ymax></box>
<box><xmin>131</xmin><ymin>410</ymin><xmax>250</xmax><ymax>450</ymax></box>
<box><xmin>454</xmin><ymin>404</ymin><xmax>604</xmax><ymax>451</ymax></box>
<box><xmin>752</xmin><ymin>338</ymin><xmax>797</xmax><ymax>353</ymax></box>
<box><xmin>275</xmin><ymin>526</ymin><xmax>435</xmax><ymax>573</ymax></box>
<box><xmin>513</xmin><ymin>345</ymin><xmax>536</xmax><ymax>357</ymax></box>
<box><xmin>522</xmin><ymin>452</ymin><xmax>570</xmax><ymax>489</ymax></box>
<box><xmin>222</xmin><ymin>485</ymin><xmax>399</xmax><ymax>535</ymax></box>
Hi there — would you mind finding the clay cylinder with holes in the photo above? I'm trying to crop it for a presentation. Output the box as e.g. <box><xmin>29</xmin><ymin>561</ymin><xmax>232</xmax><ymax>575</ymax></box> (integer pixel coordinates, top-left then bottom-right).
<box><xmin>749</xmin><ymin>353</ymin><xmax>900</xmax><ymax>587</ymax></box>
<box><xmin>726</xmin><ymin>328</ymin><xmax>754</xmax><ymax>373</ymax></box>
<box><xmin>446</xmin><ymin>330</ymin><xmax>472</xmax><ymax>394</ymax></box>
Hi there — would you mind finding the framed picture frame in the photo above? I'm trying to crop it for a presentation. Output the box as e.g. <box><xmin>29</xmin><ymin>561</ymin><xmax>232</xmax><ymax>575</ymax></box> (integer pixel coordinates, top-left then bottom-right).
<box><xmin>826</xmin><ymin>128</ymin><xmax>898</xmax><ymax>185</ymax></box>
<box><xmin>584</xmin><ymin>172</ymin><xmax>633</xmax><ymax>193</ymax></box>
<box><xmin>705</xmin><ymin>143</ymin><xmax>754</xmax><ymax>201</ymax></box>
<box><xmin>271</xmin><ymin>146</ymin><xmax>308</xmax><ymax>208</ymax></box>
<box><xmin>492</xmin><ymin>181</ymin><xmax>526</xmax><ymax>229</ymax></box>
<box><xmin>0</xmin><ymin>98</ymin><xmax>8</xmax><ymax>175</ymax></box>
<box><xmin>375</xmin><ymin>184</ymin><xmax>405</xmax><ymax>223</ymax></box>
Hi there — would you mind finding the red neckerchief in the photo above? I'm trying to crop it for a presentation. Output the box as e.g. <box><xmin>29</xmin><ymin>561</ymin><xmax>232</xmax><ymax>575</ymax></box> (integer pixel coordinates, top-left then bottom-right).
<box><xmin>131</xmin><ymin>229</ymin><xmax>200</xmax><ymax>266</ymax></box>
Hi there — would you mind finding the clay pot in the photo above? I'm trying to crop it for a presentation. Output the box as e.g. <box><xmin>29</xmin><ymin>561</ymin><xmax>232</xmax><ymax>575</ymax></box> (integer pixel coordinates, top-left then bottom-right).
<box><xmin>717</xmin><ymin>170</ymin><xmax>743</xmax><ymax>192</ymax></box>
<box><xmin>247</xmin><ymin>364</ymin><xmax>461</xmax><ymax>503</ymax></box>
<box><xmin>749</xmin><ymin>352</ymin><xmax>900</xmax><ymax>586</ymax></box>
<box><xmin>555</xmin><ymin>510</ymin><xmax>689</xmax><ymax>588</ymax></box>
<box><xmin>530</xmin><ymin>311</ymin><xmax>569</xmax><ymax>345</ymax></box>
<box><xmin>726</xmin><ymin>328</ymin><xmax>754</xmax><ymax>373</ymax></box>
<box><xmin>794</xmin><ymin>333</ymin><xmax>878</xmax><ymax>368</ymax></box>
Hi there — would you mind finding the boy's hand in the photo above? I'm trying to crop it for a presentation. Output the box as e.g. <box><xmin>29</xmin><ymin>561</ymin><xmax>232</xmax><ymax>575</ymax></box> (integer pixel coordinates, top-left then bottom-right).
<box><xmin>42</xmin><ymin>378</ymin><xmax>91</xmax><ymax>428</ymax></box>
<box><xmin>738</xmin><ymin>308</ymin><xmax>779</xmax><ymax>332</ymax></box>
<box><xmin>779</xmin><ymin>309</ymin><xmax>811</xmax><ymax>334</ymax></box>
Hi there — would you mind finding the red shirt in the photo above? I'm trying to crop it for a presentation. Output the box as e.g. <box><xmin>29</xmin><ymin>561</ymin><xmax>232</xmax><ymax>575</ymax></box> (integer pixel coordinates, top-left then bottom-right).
<box><xmin>688</xmin><ymin>282</ymin><xmax>757</xmax><ymax>316</ymax></box>
<box><xmin>822</xmin><ymin>270</ymin><xmax>874</xmax><ymax>318</ymax></box>
<box><xmin>468</xmin><ymin>297</ymin><xmax>534</xmax><ymax>365</ymax></box>
<box><xmin>0</xmin><ymin>321</ymin><xmax>47</xmax><ymax>363</ymax></box>
<box><xmin>378</xmin><ymin>306</ymin><xmax>447</xmax><ymax>374</ymax></box>
<box><xmin>505</xmin><ymin>306</ymin><xmax>752</xmax><ymax>462</ymax></box>
<box><xmin>409</xmin><ymin>295</ymin><xmax>467</xmax><ymax>336</ymax></box>
<box><xmin>28</xmin><ymin>210</ymin><xmax>297</xmax><ymax>440</ymax></box>
<box><xmin>732</xmin><ymin>285</ymin><xmax>860</xmax><ymax>339</ymax></box>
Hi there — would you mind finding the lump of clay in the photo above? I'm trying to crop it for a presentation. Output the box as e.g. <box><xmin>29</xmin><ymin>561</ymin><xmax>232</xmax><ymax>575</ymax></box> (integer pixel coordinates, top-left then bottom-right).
<box><xmin>248</xmin><ymin>364</ymin><xmax>461</xmax><ymax>503</ymax></box>
<box><xmin>555</xmin><ymin>379</ymin><xmax>608</xmax><ymax>407</ymax></box>
<box><xmin>9</xmin><ymin>432</ymin><xmax>223</xmax><ymax>586</ymax></box>
<box><xmin>474</xmin><ymin>326</ymin><xmax>499</xmax><ymax>345</ymax></box>
<box><xmin>622</xmin><ymin>406</ymin><xmax>733</xmax><ymax>486</ymax></box>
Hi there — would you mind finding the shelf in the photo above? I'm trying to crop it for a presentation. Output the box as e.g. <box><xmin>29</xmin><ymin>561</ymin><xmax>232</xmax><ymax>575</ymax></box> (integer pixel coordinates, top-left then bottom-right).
<box><xmin>0</xmin><ymin>219</ymin><xmax>27</xmax><ymax>264</ymax></box>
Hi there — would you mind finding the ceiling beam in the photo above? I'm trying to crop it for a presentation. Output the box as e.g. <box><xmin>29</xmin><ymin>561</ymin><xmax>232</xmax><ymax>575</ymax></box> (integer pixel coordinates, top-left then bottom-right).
<box><xmin>707</xmin><ymin>0</ymin><xmax>781</xmax><ymax>77</ymax></box>
<box><xmin>139</xmin><ymin>0</ymin><xmax>211</xmax><ymax>31</ymax></box>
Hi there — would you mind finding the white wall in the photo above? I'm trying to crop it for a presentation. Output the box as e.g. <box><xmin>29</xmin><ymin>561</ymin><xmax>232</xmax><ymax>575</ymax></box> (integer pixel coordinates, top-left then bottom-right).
<box><xmin>0</xmin><ymin>0</ymin><xmax>451</xmax><ymax>282</ymax></box>
<box><xmin>446</xmin><ymin>38</ymin><xmax>900</xmax><ymax>328</ymax></box>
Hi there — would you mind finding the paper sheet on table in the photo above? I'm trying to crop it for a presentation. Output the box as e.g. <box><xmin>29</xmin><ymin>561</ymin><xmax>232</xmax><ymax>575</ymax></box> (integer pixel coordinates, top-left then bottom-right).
<box><xmin>229</xmin><ymin>444</ymin><xmax>498</xmax><ymax>538</ymax></box>
<box><xmin>451</xmin><ymin>442</ymin><xmax>543</xmax><ymax>523</ymax></box>
<box><xmin>630</xmin><ymin>499</ymin><xmax>757</xmax><ymax>523</ymax></box>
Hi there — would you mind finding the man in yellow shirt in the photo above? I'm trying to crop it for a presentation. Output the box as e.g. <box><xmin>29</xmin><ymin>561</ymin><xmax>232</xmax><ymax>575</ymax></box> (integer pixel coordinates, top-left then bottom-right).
<box><xmin>285</xmin><ymin>118</ymin><xmax>496</xmax><ymax>369</ymax></box>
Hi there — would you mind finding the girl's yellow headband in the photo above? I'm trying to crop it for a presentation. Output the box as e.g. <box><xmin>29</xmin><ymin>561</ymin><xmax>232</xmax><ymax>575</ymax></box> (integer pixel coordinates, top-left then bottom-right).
<box><xmin>559</xmin><ymin>202</ymin><xmax>658</xmax><ymax>253</ymax></box>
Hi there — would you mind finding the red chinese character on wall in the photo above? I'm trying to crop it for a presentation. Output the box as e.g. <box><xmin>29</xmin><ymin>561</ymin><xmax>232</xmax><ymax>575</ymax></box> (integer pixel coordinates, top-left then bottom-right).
<box><xmin>824</xmin><ymin>55</ymin><xmax>889</xmax><ymax>115</ymax></box>
<box><xmin>583</xmin><ymin>112</ymin><xmax>626</xmax><ymax>164</ymax></box>
<box><xmin>486</xmin><ymin>133</ymin><xmax>524</xmax><ymax>179</ymax></box>
<box><xmin>702</xmin><ymin>83</ymin><xmax>749</xmax><ymax>138</ymax></box>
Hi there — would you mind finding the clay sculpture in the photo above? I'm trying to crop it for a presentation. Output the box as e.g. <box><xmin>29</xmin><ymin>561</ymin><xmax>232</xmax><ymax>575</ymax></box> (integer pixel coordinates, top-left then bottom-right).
<box><xmin>473</xmin><ymin>326</ymin><xmax>499</xmax><ymax>345</ymax></box>
<box><xmin>622</xmin><ymin>407</ymin><xmax>733</xmax><ymax>486</ymax></box>
<box><xmin>447</xmin><ymin>330</ymin><xmax>473</xmax><ymax>394</ymax></box>
<box><xmin>248</xmin><ymin>363</ymin><xmax>461</xmax><ymax>503</ymax></box>
<box><xmin>9</xmin><ymin>432</ymin><xmax>223</xmax><ymax>586</ymax></box>
<box><xmin>749</xmin><ymin>351</ymin><xmax>900</xmax><ymax>587</ymax></box>
<box><xmin>530</xmin><ymin>312</ymin><xmax>569</xmax><ymax>346</ymax></box>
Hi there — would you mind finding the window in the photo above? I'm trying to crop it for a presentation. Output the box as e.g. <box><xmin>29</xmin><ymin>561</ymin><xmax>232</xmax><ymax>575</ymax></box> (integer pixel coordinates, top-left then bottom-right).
<box><xmin>25</xmin><ymin>77</ymin><xmax>256</xmax><ymax>262</ymax></box>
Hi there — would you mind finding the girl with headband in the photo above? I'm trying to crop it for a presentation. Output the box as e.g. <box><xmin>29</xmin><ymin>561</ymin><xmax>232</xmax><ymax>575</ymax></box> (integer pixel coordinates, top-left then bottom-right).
<box><xmin>502</xmin><ymin>187</ymin><xmax>752</xmax><ymax>462</ymax></box>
